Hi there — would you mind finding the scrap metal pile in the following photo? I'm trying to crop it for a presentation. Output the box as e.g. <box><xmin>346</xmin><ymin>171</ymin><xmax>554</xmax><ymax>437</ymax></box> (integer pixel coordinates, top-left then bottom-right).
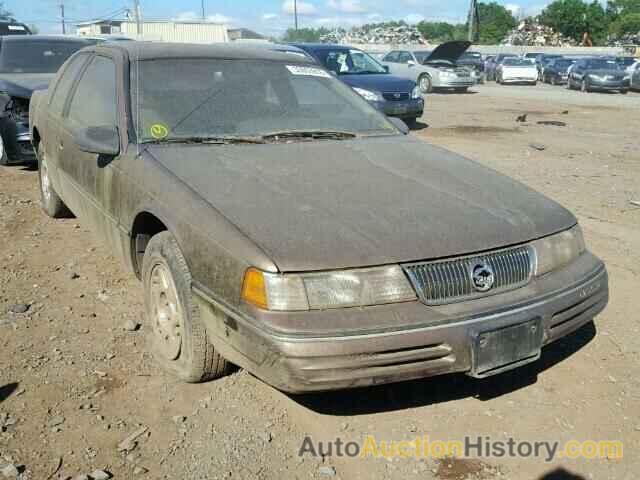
<box><xmin>502</xmin><ymin>20</ymin><xmax>577</xmax><ymax>47</ymax></box>
<box><xmin>320</xmin><ymin>24</ymin><xmax>427</xmax><ymax>45</ymax></box>
<box><xmin>606</xmin><ymin>31</ymin><xmax>640</xmax><ymax>46</ymax></box>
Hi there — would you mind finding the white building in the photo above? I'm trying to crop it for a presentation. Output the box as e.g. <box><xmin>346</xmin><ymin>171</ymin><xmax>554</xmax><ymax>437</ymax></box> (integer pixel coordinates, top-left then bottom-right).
<box><xmin>75</xmin><ymin>20</ymin><xmax>229</xmax><ymax>43</ymax></box>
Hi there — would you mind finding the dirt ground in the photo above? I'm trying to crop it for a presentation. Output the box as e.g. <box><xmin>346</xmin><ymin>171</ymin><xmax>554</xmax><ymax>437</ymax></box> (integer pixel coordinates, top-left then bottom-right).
<box><xmin>1</xmin><ymin>83</ymin><xmax>639</xmax><ymax>480</ymax></box>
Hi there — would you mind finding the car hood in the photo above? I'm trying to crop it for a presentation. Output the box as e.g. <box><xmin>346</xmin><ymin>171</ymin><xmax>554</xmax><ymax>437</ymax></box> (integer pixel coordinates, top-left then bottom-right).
<box><xmin>424</xmin><ymin>41</ymin><xmax>472</xmax><ymax>64</ymax></box>
<box><xmin>338</xmin><ymin>74</ymin><xmax>415</xmax><ymax>93</ymax></box>
<box><xmin>0</xmin><ymin>73</ymin><xmax>55</xmax><ymax>99</ymax></box>
<box><xmin>147</xmin><ymin>136</ymin><xmax>576</xmax><ymax>272</ymax></box>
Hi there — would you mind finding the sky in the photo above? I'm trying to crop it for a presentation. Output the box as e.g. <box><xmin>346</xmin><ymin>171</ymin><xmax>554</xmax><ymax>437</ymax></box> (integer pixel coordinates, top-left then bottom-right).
<box><xmin>12</xmin><ymin>0</ymin><xmax>549</xmax><ymax>36</ymax></box>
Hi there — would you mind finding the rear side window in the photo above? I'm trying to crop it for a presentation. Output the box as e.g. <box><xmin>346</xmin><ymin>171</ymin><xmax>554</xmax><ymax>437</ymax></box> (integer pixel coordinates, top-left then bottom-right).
<box><xmin>397</xmin><ymin>52</ymin><xmax>413</xmax><ymax>64</ymax></box>
<box><xmin>67</xmin><ymin>55</ymin><xmax>117</xmax><ymax>127</ymax></box>
<box><xmin>49</xmin><ymin>54</ymin><xmax>88</xmax><ymax>116</ymax></box>
<box><xmin>384</xmin><ymin>51</ymin><xmax>399</xmax><ymax>63</ymax></box>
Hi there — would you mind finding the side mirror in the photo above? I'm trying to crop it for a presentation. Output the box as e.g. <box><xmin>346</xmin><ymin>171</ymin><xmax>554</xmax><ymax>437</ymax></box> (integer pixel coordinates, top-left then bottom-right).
<box><xmin>383</xmin><ymin>65</ymin><xmax>390</xmax><ymax>73</ymax></box>
<box><xmin>388</xmin><ymin>117</ymin><xmax>410</xmax><ymax>134</ymax></box>
<box><xmin>408</xmin><ymin>60</ymin><xmax>416</xmax><ymax>67</ymax></box>
<box><xmin>74</xmin><ymin>126</ymin><xmax>120</xmax><ymax>156</ymax></box>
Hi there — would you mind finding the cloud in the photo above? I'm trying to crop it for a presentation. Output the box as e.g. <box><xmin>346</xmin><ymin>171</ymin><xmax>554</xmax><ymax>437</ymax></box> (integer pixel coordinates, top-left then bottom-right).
<box><xmin>262</xmin><ymin>13</ymin><xmax>279</xmax><ymax>21</ymax></box>
<box><xmin>505</xmin><ymin>3</ymin><xmax>523</xmax><ymax>16</ymax></box>
<box><xmin>174</xmin><ymin>11</ymin><xmax>233</xmax><ymax>23</ymax></box>
<box><xmin>404</xmin><ymin>13</ymin><xmax>425</xmax><ymax>24</ymax></box>
<box><xmin>327</xmin><ymin>0</ymin><xmax>367</xmax><ymax>13</ymax></box>
<box><xmin>281</xmin><ymin>0</ymin><xmax>318</xmax><ymax>15</ymax></box>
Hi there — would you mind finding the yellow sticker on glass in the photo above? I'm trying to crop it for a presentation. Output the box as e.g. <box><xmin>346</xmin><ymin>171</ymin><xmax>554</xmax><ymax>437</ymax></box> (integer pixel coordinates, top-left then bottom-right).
<box><xmin>150</xmin><ymin>123</ymin><xmax>169</xmax><ymax>139</ymax></box>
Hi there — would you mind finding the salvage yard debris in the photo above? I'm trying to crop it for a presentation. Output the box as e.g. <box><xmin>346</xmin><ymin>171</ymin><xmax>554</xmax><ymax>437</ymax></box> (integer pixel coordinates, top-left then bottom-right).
<box><xmin>502</xmin><ymin>19</ymin><xmax>577</xmax><ymax>47</ymax></box>
<box><xmin>320</xmin><ymin>24</ymin><xmax>426</xmax><ymax>45</ymax></box>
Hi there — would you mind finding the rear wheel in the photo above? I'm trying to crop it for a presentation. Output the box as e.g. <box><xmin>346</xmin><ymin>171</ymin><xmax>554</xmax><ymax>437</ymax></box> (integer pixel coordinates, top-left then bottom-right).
<box><xmin>142</xmin><ymin>231</ymin><xmax>231</xmax><ymax>383</ymax></box>
<box><xmin>418</xmin><ymin>74</ymin><xmax>432</xmax><ymax>94</ymax></box>
<box><xmin>37</xmin><ymin>144</ymin><xmax>70</xmax><ymax>218</ymax></box>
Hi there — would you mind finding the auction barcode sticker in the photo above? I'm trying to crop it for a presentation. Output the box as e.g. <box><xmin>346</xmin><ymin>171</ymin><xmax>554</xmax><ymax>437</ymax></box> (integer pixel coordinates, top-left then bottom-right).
<box><xmin>286</xmin><ymin>65</ymin><xmax>332</xmax><ymax>78</ymax></box>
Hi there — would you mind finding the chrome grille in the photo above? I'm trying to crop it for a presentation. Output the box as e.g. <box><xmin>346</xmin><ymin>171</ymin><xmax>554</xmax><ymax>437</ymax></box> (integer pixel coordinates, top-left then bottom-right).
<box><xmin>403</xmin><ymin>246</ymin><xmax>534</xmax><ymax>305</ymax></box>
<box><xmin>382</xmin><ymin>92</ymin><xmax>410</xmax><ymax>101</ymax></box>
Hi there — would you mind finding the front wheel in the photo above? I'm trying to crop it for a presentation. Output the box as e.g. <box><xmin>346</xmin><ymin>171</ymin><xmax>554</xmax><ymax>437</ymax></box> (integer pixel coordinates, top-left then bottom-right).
<box><xmin>418</xmin><ymin>74</ymin><xmax>432</xmax><ymax>94</ymax></box>
<box><xmin>142</xmin><ymin>231</ymin><xmax>231</xmax><ymax>383</ymax></box>
<box><xmin>37</xmin><ymin>144</ymin><xmax>70</xmax><ymax>218</ymax></box>
<box><xmin>581</xmin><ymin>80</ymin><xmax>590</xmax><ymax>93</ymax></box>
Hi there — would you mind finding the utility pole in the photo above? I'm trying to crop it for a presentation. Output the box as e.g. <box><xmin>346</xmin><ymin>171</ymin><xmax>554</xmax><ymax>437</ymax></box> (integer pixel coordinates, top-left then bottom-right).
<box><xmin>133</xmin><ymin>0</ymin><xmax>142</xmax><ymax>36</ymax></box>
<box><xmin>59</xmin><ymin>2</ymin><xmax>65</xmax><ymax>34</ymax></box>
<box><xmin>294</xmin><ymin>0</ymin><xmax>298</xmax><ymax>31</ymax></box>
<box><xmin>201</xmin><ymin>0</ymin><xmax>205</xmax><ymax>20</ymax></box>
<box><xmin>467</xmin><ymin>0</ymin><xmax>479</xmax><ymax>43</ymax></box>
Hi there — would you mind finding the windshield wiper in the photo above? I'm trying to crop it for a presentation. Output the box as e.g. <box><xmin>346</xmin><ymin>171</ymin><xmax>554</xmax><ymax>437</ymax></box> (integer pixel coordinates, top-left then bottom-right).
<box><xmin>261</xmin><ymin>130</ymin><xmax>357</xmax><ymax>142</ymax></box>
<box><xmin>142</xmin><ymin>135</ymin><xmax>265</xmax><ymax>145</ymax></box>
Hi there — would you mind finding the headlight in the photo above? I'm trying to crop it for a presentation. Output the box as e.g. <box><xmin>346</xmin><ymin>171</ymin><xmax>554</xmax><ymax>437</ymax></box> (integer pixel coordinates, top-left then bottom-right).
<box><xmin>411</xmin><ymin>86</ymin><xmax>422</xmax><ymax>99</ymax></box>
<box><xmin>440</xmin><ymin>71</ymin><xmax>455</xmax><ymax>79</ymax></box>
<box><xmin>242</xmin><ymin>265</ymin><xmax>417</xmax><ymax>311</ymax></box>
<box><xmin>587</xmin><ymin>74</ymin><xmax>602</xmax><ymax>81</ymax></box>
<box><xmin>532</xmin><ymin>225</ymin><xmax>586</xmax><ymax>277</ymax></box>
<box><xmin>353</xmin><ymin>87</ymin><xmax>383</xmax><ymax>102</ymax></box>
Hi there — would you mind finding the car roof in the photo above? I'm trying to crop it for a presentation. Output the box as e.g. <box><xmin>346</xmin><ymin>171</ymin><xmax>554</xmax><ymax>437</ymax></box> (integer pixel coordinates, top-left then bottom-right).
<box><xmin>0</xmin><ymin>34</ymin><xmax>93</xmax><ymax>44</ymax></box>
<box><xmin>92</xmin><ymin>41</ymin><xmax>317</xmax><ymax>63</ymax></box>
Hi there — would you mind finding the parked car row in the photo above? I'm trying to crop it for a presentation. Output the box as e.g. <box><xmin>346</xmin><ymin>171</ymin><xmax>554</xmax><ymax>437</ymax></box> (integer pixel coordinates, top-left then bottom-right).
<box><xmin>484</xmin><ymin>50</ymin><xmax>640</xmax><ymax>94</ymax></box>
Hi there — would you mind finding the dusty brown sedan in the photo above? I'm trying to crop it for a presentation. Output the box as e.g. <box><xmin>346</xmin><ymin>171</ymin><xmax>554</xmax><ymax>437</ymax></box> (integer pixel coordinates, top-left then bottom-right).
<box><xmin>29</xmin><ymin>42</ymin><xmax>608</xmax><ymax>392</ymax></box>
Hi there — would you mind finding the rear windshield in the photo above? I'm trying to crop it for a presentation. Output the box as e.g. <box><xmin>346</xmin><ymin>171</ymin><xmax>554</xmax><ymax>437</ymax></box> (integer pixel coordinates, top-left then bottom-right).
<box><xmin>0</xmin><ymin>40</ymin><xmax>88</xmax><ymax>73</ymax></box>
<box><xmin>130</xmin><ymin>59</ymin><xmax>396</xmax><ymax>142</ymax></box>
<box><xmin>503</xmin><ymin>58</ymin><xmax>535</xmax><ymax>66</ymax></box>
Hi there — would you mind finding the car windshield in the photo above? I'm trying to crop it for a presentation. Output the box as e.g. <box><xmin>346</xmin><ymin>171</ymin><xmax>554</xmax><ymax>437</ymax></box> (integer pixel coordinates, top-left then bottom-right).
<box><xmin>317</xmin><ymin>49</ymin><xmax>387</xmax><ymax>75</ymax></box>
<box><xmin>0</xmin><ymin>40</ymin><xmax>88</xmax><ymax>73</ymax></box>
<box><xmin>503</xmin><ymin>58</ymin><xmax>535</xmax><ymax>66</ymax></box>
<box><xmin>553</xmin><ymin>59</ymin><xmax>575</xmax><ymax>68</ymax></box>
<box><xmin>130</xmin><ymin>59</ymin><xmax>397</xmax><ymax>143</ymax></box>
<box><xmin>586</xmin><ymin>59</ymin><xmax>620</xmax><ymax>70</ymax></box>
<box><xmin>616</xmin><ymin>57</ymin><xmax>635</xmax><ymax>67</ymax></box>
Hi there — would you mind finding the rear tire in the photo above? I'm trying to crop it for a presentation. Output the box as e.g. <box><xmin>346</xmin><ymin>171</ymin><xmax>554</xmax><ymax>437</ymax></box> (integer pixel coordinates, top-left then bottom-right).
<box><xmin>37</xmin><ymin>144</ymin><xmax>70</xmax><ymax>218</ymax></box>
<box><xmin>0</xmin><ymin>134</ymin><xmax>7</xmax><ymax>166</ymax></box>
<box><xmin>142</xmin><ymin>231</ymin><xmax>231</xmax><ymax>383</ymax></box>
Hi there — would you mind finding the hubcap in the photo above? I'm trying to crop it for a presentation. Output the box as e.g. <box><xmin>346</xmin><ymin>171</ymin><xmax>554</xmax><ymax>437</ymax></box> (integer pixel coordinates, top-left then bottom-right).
<box><xmin>420</xmin><ymin>77</ymin><xmax>430</xmax><ymax>91</ymax></box>
<box><xmin>149</xmin><ymin>263</ymin><xmax>183</xmax><ymax>360</ymax></box>
<box><xmin>40</xmin><ymin>157</ymin><xmax>52</xmax><ymax>204</ymax></box>
<box><xmin>0</xmin><ymin>134</ymin><xmax>4</xmax><ymax>160</ymax></box>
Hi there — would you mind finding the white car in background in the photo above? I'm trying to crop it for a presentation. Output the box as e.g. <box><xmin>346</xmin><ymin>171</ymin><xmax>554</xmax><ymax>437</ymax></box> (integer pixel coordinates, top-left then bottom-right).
<box><xmin>496</xmin><ymin>58</ymin><xmax>538</xmax><ymax>85</ymax></box>
<box><xmin>381</xmin><ymin>41</ymin><xmax>476</xmax><ymax>93</ymax></box>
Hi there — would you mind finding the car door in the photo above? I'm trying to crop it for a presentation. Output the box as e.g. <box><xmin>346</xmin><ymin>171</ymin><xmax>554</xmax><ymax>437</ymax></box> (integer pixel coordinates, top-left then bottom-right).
<box><xmin>58</xmin><ymin>53</ymin><xmax>122</xmax><ymax>239</ymax></box>
<box><xmin>39</xmin><ymin>53</ymin><xmax>91</xmax><ymax>193</ymax></box>
<box><xmin>392</xmin><ymin>51</ymin><xmax>418</xmax><ymax>81</ymax></box>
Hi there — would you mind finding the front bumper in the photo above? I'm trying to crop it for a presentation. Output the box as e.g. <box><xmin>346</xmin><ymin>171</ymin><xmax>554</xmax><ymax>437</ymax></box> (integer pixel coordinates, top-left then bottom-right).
<box><xmin>371</xmin><ymin>98</ymin><xmax>424</xmax><ymax>119</ymax></box>
<box><xmin>0</xmin><ymin>117</ymin><xmax>36</xmax><ymax>163</ymax></box>
<box><xmin>501</xmin><ymin>76</ymin><xmax>538</xmax><ymax>84</ymax></box>
<box><xmin>587</xmin><ymin>79</ymin><xmax>629</xmax><ymax>91</ymax></box>
<box><xmin>435</xmin><ymin>78</ymin><xmax>475</xmax><ymax>88</ymax></box>
<box><xmin>196</xmin><ymin>252</ymin><xmax>607</xmax><ymax>393</ymax></box>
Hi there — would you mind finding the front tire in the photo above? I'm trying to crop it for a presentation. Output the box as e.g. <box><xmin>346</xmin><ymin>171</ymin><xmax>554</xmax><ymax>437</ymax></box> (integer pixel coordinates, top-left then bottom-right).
<box><xmin>37</xmin><ymin>144</ymin><xmax>70</xmax><ymax>218</ymax></box>
<box><xmin>418</xmin><ymin>74</ymin><xmax>432</xmax><ymax>94</ymax></box>
<box><xmin>142</xmin><ymin>231</ymin><xmax>230</xmax><ymax>383</ymax></box>
<box><xmin>0</xmin><ymin>133</ymin><xmax>7</xmax><ymax>166</ymax></box>
<box><xmin>581</xmin><ymin>80</ymin><xmax>590</xmax><ymax>93</ymax></box>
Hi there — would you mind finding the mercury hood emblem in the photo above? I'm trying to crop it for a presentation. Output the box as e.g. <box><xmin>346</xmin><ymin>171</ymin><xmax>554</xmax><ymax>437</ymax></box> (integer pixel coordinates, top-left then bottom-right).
<box><xmin>471</xmin><ymin>262</ymin><xmax>495</xmax><ymax>292</ymax></box>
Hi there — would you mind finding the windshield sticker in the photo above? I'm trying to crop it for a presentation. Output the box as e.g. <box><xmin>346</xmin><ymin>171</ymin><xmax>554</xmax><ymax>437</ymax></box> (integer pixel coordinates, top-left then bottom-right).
<box><xmin>286</xmin><ymin>65</ymin><xmax>332</xmax><ymax>78</ymax></box>
<box><xmin>150</xmin><ymin>123</ymin><xmax>169</xmax><ymax>139</ymax></box>
<box><xmin>8</xmin><ymin>25</ymin><xmax>26</xmax><ymax>31</ymax></box>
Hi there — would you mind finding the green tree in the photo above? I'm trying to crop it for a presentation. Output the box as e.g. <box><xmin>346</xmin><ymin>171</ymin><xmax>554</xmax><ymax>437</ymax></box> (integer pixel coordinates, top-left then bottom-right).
<box><xmin>0</xmin><ymin>1</ymin><xmax>13</xmax><ymax>20</ymax></box>
<box><xmin>282</xmin><ymin>27</ymin><xmax>331</xmax><ymax>42</ymax></box>
<box><xmin>476</xmin><ymin>2</ymin><xmax>517</xmax><ymax>44</ymax></box>
<box><xmin>610</xmin><ymin>12</ymin><xmax>640</xmax><ymax>35</ymax></box>
<box><xmin>417</xmin><ymin>21</ymin><xmax>466</xmax><ymax>42</ymax></box>
<box><xmin>540</xmin><ymin>0</ymin><xmax>609</xmax><ymax>44</ymax></box>
<box><xmin>29</xmin><ymin>24</ymin><xmax>39</xmax><ymax>34</ymax></box>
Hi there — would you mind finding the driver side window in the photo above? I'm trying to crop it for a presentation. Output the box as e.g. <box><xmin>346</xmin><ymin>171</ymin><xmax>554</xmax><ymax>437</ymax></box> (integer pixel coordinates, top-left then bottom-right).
<box><xmin>383</xmin><ymin>51</ymin><xmax>399</xmax><ymax>63</ymax></box>
<box><xmin>67</xmin><ymin>55</ymin><xmax>117</xmax><ymax>128</ymax></box>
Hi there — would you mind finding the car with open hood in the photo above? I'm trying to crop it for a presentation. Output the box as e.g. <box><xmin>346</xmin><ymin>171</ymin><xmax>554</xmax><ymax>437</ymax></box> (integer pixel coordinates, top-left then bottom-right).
<box><xmin>567</xmin><ymin>57</ymin><xmax>629</xmax><ymax>93</ymax></box>
<box><xmin>0</xmin><ymin>35</ymin><xmax>95</xmax><ymax>165</ymax></box>
<box><xmin>30</xmin><ymin>42</ymin><xmax>608</xmax><ymax>393</ymax></box>
<box><xmin>496</xmin><ymin>57</ymin><xmax>538</xmax><ymax>85</ymax></box>
<box><xmin>291</xmin><ymin>43</ymin><xmax>424</xmax><ymax>125</ymax></box>
<box><xmin>381</xmin><ymin>41</ymin><xmax>476</xmax><ymax>93</ymax></box>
